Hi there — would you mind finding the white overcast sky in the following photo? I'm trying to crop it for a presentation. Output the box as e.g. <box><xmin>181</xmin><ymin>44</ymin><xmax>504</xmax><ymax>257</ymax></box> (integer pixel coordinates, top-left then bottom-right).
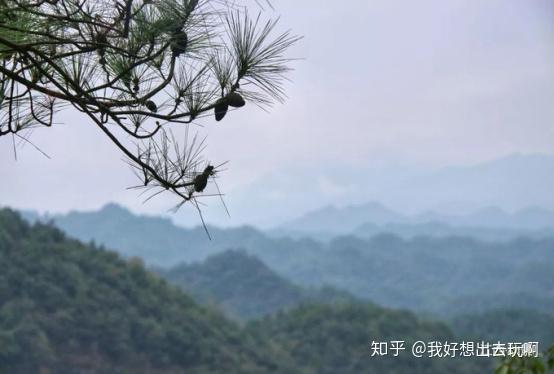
<box><xmin>1</xmin><ymin>0</ymin><xmax>553</xmax><ymax>226</ymax></box>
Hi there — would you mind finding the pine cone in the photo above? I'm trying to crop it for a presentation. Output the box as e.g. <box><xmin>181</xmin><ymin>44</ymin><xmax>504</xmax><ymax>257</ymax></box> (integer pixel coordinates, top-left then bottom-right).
<box><xmin>214</xmin><ymin>99</ymin><xmax>228</xmax><ymax>121</ymax></box>
<box><xmin>171</xmin><ymin>31</ymin><xmax>188</xmax><ymax>58</ymax></box>
<box><xmin>193</xmin><ymin>165</ymin><xmax>215</xmax><ymax>192</ymax></box>
<box><xmin>145</xmin><ymin>100</ymin><xmax>157</xmax><ymax>113</ymax></box>
<box><xmin>194</xmin><ymin>174</ymin><xmax>208</xmax><ymax>192</ymax></box>
<box><xmin>226</xmin><ymin>92</ymin><xmax>245</xmax><ymax>108</ymax></box>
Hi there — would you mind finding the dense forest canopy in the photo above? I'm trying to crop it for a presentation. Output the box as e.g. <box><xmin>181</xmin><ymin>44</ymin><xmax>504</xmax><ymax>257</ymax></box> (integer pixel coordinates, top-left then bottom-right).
<box><xmin>0</xmin><ymin>209</ymin><xmax>298</xmax><ymax>373</ymax></box>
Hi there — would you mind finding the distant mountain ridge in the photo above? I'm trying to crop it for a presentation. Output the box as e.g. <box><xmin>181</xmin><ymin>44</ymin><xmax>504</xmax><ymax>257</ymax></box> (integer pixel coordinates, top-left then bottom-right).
<box><xmin>217</xmin><ymin>153</ymin><xmax>554</xmax><ymax>228</ymax></box>
<box><xmin>26</xmin><ymin>201</ymin><xmax>554</xmax><ymax>243</ymax></box>
<box><xmin>25</xmin><ymin>203</ymin><xmax>275</xmax><ymax>266</ymax></box>
<box><xmin>351</xmin><ymin>220</ymin><xmax>554</xmax><ymax>242</ymax></box>
<box><xmin>275</xmin><ymin>202</ymin><xmax>405</xmax><ymax>235</ymax></box>
<box><xmin>276</xmin><ymin>201</ymin><xmax>554</xmax><ymax>239</ymax></box>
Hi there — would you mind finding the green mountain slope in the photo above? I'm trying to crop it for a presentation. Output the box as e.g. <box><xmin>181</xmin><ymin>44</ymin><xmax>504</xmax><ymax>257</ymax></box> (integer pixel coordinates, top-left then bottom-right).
<box><xmin>0</xmin><ymin>209</ymin><xmax>295</xmax><ymax>373</ymax></box>
<box><xmin>0</xmin><ymin>208</ymin><xmax>516</xmax><ymax>373</ymax></box>
<box><xmin>161</xmin><ymin>250</ymin><xmax>353</xmax><ymax>320</ymax></box>
<box><xmin>452</xmin><ymin>309</ymin><xmax>554</xmax><ymax>345</ymax></box>
<box><xmin>250</xmin><ymin>303</ymin><xmax>493</xmax><ymax>374</ymax></box>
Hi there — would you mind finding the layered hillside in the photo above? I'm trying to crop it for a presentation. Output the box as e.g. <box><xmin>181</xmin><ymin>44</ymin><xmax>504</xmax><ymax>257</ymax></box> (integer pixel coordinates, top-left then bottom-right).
<box><xmin>0</xmin><ymin>208</ymin><xmax>524</xmax><ymax>373</ymax></box>
<box><xmin>161</xmin><ymin>250</ymin><xmax>352</xmax><ymax>319</ymax></box>
<box><xmin>0</xmin><ymin>209</ymin><xmax>295</xmax><ymax>373</ymax></box>
<box><xmin>30</xmin><ymin>204</ymin><xmax>554</xmax><ymax>315</ymax></box>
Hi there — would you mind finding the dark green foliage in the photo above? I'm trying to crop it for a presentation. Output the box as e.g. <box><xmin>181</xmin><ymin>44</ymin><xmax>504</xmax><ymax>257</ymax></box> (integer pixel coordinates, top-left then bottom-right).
<box><xmin>250</xmin><ymin>303</ymin><xmax>492</xmax><ymax>374</ymax></box>
<box><xmin>496</xmin><ymin>344</ymin><xmax>554</xmax><ymax>374</ymax></box>
<box><xmin>452</xmin><ymin>309</ymin><xmax>554</xmax><ymax>346</ymax></box>
<box><xmin>0</xmin><ymin>209</ymin><xmax>296</xmax><ymax>373</ymax></box>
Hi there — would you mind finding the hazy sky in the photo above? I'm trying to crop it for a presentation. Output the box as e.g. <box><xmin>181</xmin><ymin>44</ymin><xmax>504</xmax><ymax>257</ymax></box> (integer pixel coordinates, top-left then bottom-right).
<box><xmin>1</xmin><ymin>0</ymin><xmax>553</xmax><ymax>226</ymax></box>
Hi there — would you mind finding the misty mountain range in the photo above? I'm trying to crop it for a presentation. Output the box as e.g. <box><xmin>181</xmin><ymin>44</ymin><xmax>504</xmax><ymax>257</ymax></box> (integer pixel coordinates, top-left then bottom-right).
<box><xmin>211</xmin><ymin>153</ymin><xmax>554</xmax><ymax>228</ymax></box>
<box><xmin>18</xmin><ymin>203</ymin><xmax>554</xmax><ymax>317</ymax></box>
<box><xmin>156</xmin><ymin>248</ymin><xmax>554</xmax><ymax>346</ymax></box>
<box><xmin>275</xmin><ymin>201</ymin><xmax>554</xmax><ymax>240</ymax></box>
<box><xmin>4</xmin><ymin>208</ymin><xmax>498</xmax><ymax>373</ymax></box>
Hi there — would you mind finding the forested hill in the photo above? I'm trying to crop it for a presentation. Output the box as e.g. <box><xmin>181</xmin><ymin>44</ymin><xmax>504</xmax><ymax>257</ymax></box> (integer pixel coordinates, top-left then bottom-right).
<box><xmin>0</xmin><ymin>208</ymin><xmax>495</xmax><ymax>373</ymax></box>
<box><xmin>0</xmin><ymin>209</ymin><xmax>295</xmax><ymax>373</ymax></box>
<box><xmin>161</xmin><ymin>250</ymin><xmax>353</xmax><ymax>320</ymax></box>
<box><xmin>161</xmin><ymin>250</ymin><xmax>554</xmax><ymax>350</ymax></box>
<box><xmin>248</xmin><ymin>304</ymin><xmax>491</xmax><ymax>374</ymax></box>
